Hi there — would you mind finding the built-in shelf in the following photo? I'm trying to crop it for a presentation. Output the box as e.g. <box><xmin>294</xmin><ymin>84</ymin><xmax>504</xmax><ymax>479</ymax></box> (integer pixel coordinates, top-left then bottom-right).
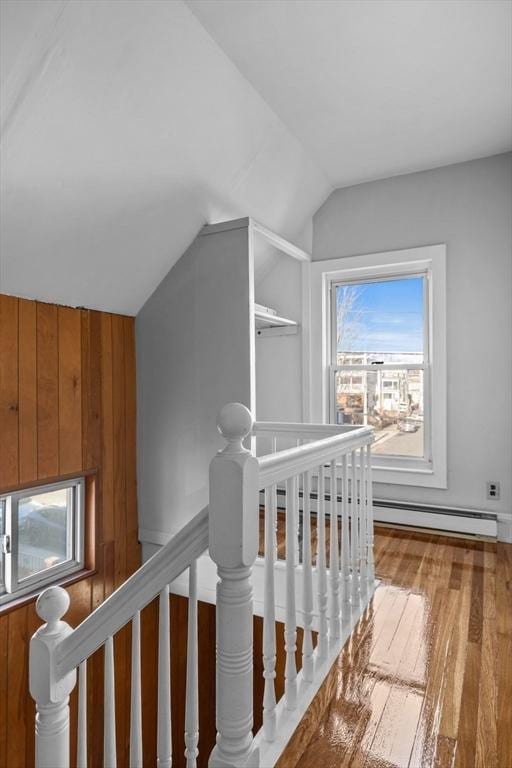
<box><xmin>254</xmin><ymin>308</ymin><xmax>299</xmax><ymax>337</ymax></box>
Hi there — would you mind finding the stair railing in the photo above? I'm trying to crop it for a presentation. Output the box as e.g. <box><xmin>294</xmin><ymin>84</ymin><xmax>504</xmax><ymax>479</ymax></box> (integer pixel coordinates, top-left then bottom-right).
<box><xmin>29</xmin><ymin>403</ymin><xmax>374</xmax><ymax>768</ymax></box>
<box><xmin>210</xmin><ymin>404</ymin><xmax>375</xmax><ymax>768</ymax></box>
<box><xmin>29</xmin><ymin>506</ymin><xmax>208</xmax><ymax>768</ymax></box>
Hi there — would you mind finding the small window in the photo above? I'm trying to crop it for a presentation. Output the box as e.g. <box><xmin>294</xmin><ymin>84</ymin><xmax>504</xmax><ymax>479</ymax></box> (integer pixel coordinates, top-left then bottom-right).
<box><xmin>0</xmin><ymin>478</ymin><xmax>84</xmax><ymax>605</ymax></box>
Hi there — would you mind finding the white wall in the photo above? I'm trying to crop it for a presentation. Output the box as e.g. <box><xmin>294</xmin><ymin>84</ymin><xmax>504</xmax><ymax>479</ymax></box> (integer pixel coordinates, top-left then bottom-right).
<box><xmin>313</xmin><ymin>153</ymin><xmax>512</xmax><ymax>541</ymax></box>
<box><xmin>136</xmin><ymin>224</ymin><xmax>252</xmax><ymax>543</ymax></box>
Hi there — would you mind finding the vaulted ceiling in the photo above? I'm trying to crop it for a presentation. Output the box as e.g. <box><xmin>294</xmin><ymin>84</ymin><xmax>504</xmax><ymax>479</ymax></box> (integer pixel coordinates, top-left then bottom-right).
<box><xmin>1</xmin><ymin>0</ymin><xmax>510</xmax><ymax>314</ymax></box>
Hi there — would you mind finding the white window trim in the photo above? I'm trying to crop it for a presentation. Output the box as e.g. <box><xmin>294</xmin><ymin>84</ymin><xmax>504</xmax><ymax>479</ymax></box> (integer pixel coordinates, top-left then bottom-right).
<box><xmin>0</xmin><ymin>477</ymin><xmax>85</xmax><ymax>605</ymax></box>
<box><xmin>304</xmin><ymin>244</ymin><xmax>447</xmax><ymax>489</ymax></box>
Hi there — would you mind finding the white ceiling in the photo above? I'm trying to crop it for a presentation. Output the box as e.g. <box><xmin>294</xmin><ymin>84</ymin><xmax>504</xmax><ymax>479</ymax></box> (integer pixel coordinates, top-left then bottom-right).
<box><xmin>1</xmin><ymin>0</ymin><xmax>510</xmax><ymax>314</ymax></box>
<box><xmin>188</xmin><ymin>0</ymin><xmax>512</xmax><ymax>187</ymax></box>
<box><xmin>0</xmin><ymin>0</ymin><xmax>329</xmax><ymax>314</ymax></box>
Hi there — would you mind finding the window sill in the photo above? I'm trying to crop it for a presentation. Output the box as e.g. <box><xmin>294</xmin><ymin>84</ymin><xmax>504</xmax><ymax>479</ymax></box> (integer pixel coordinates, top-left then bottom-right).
<box><xmin>372</xmin><ymin>464</ymin><xmax>447</xmax><ymax>489</ymax></box>
<box><xmin>0</xmin><ymin>567</ymin><xmax>96</xmax><ymax>617</ymax></box>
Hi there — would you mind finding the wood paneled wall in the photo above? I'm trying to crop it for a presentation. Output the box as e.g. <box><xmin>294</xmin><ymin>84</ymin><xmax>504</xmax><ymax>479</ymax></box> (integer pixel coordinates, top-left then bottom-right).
<box><xmin>0</xmin><ymin>294</ymin><xmax>139</xmax><ymax>768</ymax></box>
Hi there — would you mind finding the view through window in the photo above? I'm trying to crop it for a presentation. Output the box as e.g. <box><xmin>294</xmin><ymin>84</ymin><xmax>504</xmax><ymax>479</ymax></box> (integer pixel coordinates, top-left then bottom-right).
<box><xmin>332</xmin><ymin>275</ymin><xmax>426</xmax><ymax>458</ymax></box>
<box><xmin>0</xmin><ymin>478</ymin><xmax>84</xmax><ymax>604</ymax></box>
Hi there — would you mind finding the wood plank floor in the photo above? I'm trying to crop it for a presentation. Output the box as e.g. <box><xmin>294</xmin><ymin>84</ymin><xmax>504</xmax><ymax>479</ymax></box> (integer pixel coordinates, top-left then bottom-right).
<box><xmin>276</xmin><ymin>525</ymin><xmax>512</xmax><ymax>768</ymax></box>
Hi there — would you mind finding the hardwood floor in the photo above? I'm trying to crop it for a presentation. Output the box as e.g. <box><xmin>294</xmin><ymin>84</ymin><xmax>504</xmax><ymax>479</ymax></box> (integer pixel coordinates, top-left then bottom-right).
<box><xmin>276</xmin><ymin>525</ymin><xmax>512</xmax><ymax>768</ymax></box>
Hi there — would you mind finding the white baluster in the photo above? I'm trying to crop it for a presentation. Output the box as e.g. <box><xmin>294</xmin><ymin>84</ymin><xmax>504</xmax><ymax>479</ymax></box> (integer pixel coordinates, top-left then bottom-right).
<box><xmin>329</xmin><ymin>460</ymin><xmax>340</xmax><ymax>640</ymax></box>
<box><xmin>295</xmin><ymin>439</ymin><xmax>301</xmax><ymax>565</ymax></box>
<box><xmin>340</xmin><ymin>454</ymin><xmax>351</xmax><ymax>611</ymax></box>
<box><xmin>77</xmin><ymin>660</ymin><xmax>87</xmax><ymax>768</ymax></box>
<box><xmin>366</xmin><ymin>443</ymin><xmax>375</xmax><ymax>585</ymax></box>
<box><xmin>104</xmin><ymin>636</ymin><xmax>116</xmax><ymax>768</ymax></box>
<box><xmin>302</xmin><ymin>470</ymin><xmax>314</xmax><ymax>682</ymax></box>
<box><xmin>263</xmin><ymin>487</ymin><xmax>277</xmax><ymax>741</ymax></box>
<box><xmin>158</xmin><ymin>586</ymin><xmax>172</xmax><ymax>768</ymax></box>
<box><xmin>208</xmin><ymin>403</ymin><xmax>259</xmax><ymax>768</ymax></box>
<box><xmin>185</xmin><ymin>561</ymin><xmax>199</xmax><ymax>768</ymax></box>
<box><xmin>350</xmin><ymin>450</ymin><xmax>359</xmax><ymax>603</ymax></box>
<box><xmin>359</xmin><ymin>448</ymin><xmax>368</xmax><ymax>595</ymax></box>
<box><xmin>284</xmin><ymin>475</ymin><xmax>298</xmax><ymax>709</ymax></box>
<box><xmin>130</xmin><ymin>612</ymin><xmax>142</xmax><ymax>768</ymax></box>
<box><xmin>316</xmin><ymin>465</ymin><xmax>328</xmax><ymax>661</ymax></box>
<box><xmin>30</xmin><ymin>587</ymin><xmax>76</xmax><ymax>768</ymax></box>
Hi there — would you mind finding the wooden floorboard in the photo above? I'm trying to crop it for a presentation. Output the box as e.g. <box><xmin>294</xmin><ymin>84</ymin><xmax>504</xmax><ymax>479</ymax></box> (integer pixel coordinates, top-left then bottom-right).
<box><xmin>277</xmin><ymin>524</ymin><xmax>512</xmax><ymax>768</ymax></box>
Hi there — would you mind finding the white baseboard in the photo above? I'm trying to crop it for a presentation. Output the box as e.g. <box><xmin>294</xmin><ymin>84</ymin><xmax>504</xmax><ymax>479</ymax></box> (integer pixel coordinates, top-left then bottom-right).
<box><xmin>260</xmin><ymin>489</ymin><xmax>498</xmax><ymax>540</ymax></box>
<box><xmin>372</xmin><ymin>504</ymin><xmax>497</xmax><ymax>538</ymax></box>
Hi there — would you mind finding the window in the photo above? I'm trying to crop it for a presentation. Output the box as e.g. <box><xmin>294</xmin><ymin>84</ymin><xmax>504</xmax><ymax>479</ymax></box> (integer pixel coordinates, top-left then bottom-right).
<box><xmin>0</xmin><ymin>478</ymin><xmax>84</xmax><ymax>605</ymax></box>
<box><xmin>308</xmin><ymin>244</ymin><xmax>447</xmax><ymax>488</ymax></box>
<box><xmin>331</xmin><ymin>275</ymin><xmax>427</xmax><ymax>461</ymax></box>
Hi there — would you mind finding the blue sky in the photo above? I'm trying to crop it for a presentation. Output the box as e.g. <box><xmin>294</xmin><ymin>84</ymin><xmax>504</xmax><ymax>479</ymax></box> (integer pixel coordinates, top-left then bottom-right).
<box><xmin>336</xmin><ymin>277</ymin><xmax>424</xmax><ymax>353</ymax></box>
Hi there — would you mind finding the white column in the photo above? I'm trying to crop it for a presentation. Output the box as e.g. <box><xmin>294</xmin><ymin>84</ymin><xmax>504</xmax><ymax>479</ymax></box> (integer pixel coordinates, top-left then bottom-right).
<box><xmin>185</xmin><ymin>561</ymin><xmax>199</xmax><ymax>768</ymax></box>
<box><xmin>77</xmin><ymin>660</ymin><xmax>87</xmax><ymax>768</ymax></box>
<box><xmin>366</xmin><ymin>443</ymin><xmax>375</xmax><ymax>584</ymax></box>
<box><xmin>316</xmin><ymin>465</ymin><xmax>328</xmax><ymax>661</ymax></box>
<box><xmin>359</xmin><ymin>448</ymin><xmax>368</xmax><ymax>595</ymax></box>
<box><xmin>130</xmin><ymin>612</ymin><xmax>143</xmax><ymax>768</ymax></box>
<box><xmin>340</xmin><ymin>454</ymin><xmax>351</xmax><ymax>611</ymax></box>
<box><xmin>329</xmin><ymin>460</ymin><xmax>340</xmax><ymax>640</ymax></box>
<box><xmin>284</xmin><ymin>475</ymin><xmax>298</xmax><ymax>710</ymax></box>
<box><xmin>262</xmin><ymin>487</ymin><xmax>277</xmax><ymax>741</ymax></box>
<box><xmin>29</xmin><ymin>587</ymin><xmax>76</xmax><ymax>768</ymax></box>
<box><xmin>350</xmin><ymin>450</ymin><xmax>359</xmax><ymax>604</ymax></box>
<box><xmin>208</xmin><ymin>403</ymin><xmax>260</xmax><ymax>768</ymax></box>
<box><xmin>301</xmin><ymin>470</ymin><xmax>314</xmax><ymax>682</ymax></box>
<box><xmin>104</xmin><ymin>635</ymin><xmax>117</xmax><ymax>768</ymax></box>
<box><xmin>157</xmin><ymin>585</ymin><xmax>172</xmax><ymax>768</ymax></box>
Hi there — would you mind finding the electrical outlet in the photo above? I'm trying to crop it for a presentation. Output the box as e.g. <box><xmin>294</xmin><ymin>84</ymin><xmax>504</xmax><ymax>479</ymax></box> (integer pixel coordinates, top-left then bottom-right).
<box><xmin>486</xmin><ymin>481</ymin><xmax>500</xmax><ymax>500</ymax></box>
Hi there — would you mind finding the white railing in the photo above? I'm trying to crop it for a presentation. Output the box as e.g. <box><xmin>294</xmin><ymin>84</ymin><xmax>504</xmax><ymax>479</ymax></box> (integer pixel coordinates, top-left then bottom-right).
<box><xmin>209</xmin><ymin>404</ymin><xmax>375</xmax><ymax>768</ymax></box>
<box><xmin>29</xmin><ymin>507</ymin><xmax>208</xmax><ymax>768</ymax></box>
<box><xmin>29</xmin><ymin>404</ymin><xmax>374</xmax><ymax>768</ymax></box>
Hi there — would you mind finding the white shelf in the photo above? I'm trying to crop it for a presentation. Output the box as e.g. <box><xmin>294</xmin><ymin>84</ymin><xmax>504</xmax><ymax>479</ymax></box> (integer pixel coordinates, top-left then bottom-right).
<box><xmin>254</xmin><ymin>308</ymin><xmax>299</xmax><ymax>337</ymax></box>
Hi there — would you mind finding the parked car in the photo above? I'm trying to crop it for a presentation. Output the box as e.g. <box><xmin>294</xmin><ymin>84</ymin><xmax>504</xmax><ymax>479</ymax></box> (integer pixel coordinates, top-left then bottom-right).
<box><xmin>397</xmin><ymin>417</ymin><xmax>420</xmax><ymax>433</ymax></box>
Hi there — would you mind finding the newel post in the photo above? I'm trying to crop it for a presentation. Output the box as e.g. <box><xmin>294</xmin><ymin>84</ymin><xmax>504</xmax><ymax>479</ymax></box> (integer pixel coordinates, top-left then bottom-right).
<box><xmin>29</xmin><ymin>586</ymin><xmax>76</xmax><ymax>768</ymax></box>
<box><xmin>208</xmin><ymin>403</ymin><xmax>260</xmax><ymax>768</ymax></box>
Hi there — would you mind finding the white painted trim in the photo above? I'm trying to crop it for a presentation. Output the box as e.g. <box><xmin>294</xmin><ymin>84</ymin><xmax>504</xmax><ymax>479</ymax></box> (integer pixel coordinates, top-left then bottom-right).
<box><xmin>301</xmin><ymin>260</ymin><xmax>312</xmax><ymax>422</ymax></box>
<box><xmin>56</xmin><ymin>507</ymin><xmax>209</xmax><ymax>676</ymax></box>
<box><xmin>257</xmin><ymin>428</ymin><xmax>373</xmax><ymax>488</ymax></box>
<box><xmin>256</xmin><ymin>324</ymin><xmax>298</xmax><ymax>338</ymax></box>
<box><xmin>250</xmin><ymin>220</ymin><xmax>311</xmax><ymax>263</ymax></box>
<box><xmin>253</xmin><ymin>585</ymin><xmax>375</xmax><ymax>768</ymax></box>
<box><xmin>200</xmin><ymin>217</ymin><xmax>312</xmax><ymax>263</ymax></box>
<box><xmin>373</xmin><ymin>505</ymin><xmax>497</xmax><ymax>538</ymax></box>
<box><xmin>308</xmin><ymin>244</ymin><xmax>447</xmax><ymax>489</ymax></box>
<box><xmin>200</xmin><ymin>217</ymin><xmax>250</xmax><ymax>236</ymax></box>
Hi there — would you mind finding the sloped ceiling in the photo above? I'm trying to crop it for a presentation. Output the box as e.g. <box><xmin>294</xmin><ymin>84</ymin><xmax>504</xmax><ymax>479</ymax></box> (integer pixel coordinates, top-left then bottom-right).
<box><xmin>2</xmin><ymin>1</ymin><xmax>510</xmax><ymax>316</ymax></box>
<box><xmin>188</xmin><ymin>0</ymin><xmax>512</xmax><ymax>187</ymax></box>
<box><xmin>0</xmin><ymin>0</ymin><xmax>330</xmax><ymax>315</ymax></box>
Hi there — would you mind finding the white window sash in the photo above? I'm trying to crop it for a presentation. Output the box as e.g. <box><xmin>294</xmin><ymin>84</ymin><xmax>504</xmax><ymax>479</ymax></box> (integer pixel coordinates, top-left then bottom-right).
<box><xmin>0</xmin><ymin>477</ymin><xmax>85</xmax><ymax>604</ymax></box>
<box><xmin>306</xmin><ymin>244</ymin><xmax>447</xmax><ymax>488</ymax></box>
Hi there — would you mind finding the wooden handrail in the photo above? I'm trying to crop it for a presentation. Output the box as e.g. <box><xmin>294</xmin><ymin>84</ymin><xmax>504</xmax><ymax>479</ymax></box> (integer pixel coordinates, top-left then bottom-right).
<box><xmin>55</xmin><ymin>506</ymin><xmax>209</xmax><ymax>677</ymax></box>
<box><xmin>257</xmin><ymin>426</ymin><xmax>374</xmax><ymax>488</ymax></box>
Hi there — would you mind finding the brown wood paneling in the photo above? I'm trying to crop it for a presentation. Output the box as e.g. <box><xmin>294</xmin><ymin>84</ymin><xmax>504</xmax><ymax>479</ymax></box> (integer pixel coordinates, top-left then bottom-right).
<box><xmin>0</xmin><ymin>295</ymin><xmax>139</xmax><ymax>768</ymax></box>
<box><xmin>58</xmin><ymin>306</ymin><xmax>82</xmax><ymax>475</ymax></box>
<box><xmin>36</xmin><ymin>302</ymin><xmax>59</xmax><ymax>479</ymax></box>
<box><xmin>100</xmin><ymin>313</ymin><xmax>114</xmax><ymax>546</ymax></box>
<box><xmin>6</xmin><ymin>607</ymin><xmax>28</xmax><ymax>768</ymax></box>
<box><xmin>0</xmin><ymin>294</ymin><xmax>19</xmax><ymax>488</ymax></box>
<box><xmin>18</xmin><ymin>299</ymin><xmax>37</xmax><ymax>483</ymax></box>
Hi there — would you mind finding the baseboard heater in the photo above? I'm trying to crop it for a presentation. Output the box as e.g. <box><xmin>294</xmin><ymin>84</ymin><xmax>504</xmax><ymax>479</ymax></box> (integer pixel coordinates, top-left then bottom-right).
<box><xmin>268</xmin><ymin>488</ymin><xmax>497</xmax><ymax>539</ymax></box>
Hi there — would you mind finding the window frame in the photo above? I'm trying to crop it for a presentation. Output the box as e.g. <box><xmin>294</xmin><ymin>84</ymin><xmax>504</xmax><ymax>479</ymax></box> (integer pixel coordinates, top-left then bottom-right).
<box><xmin>306</xmin><ymin>244</ymin><xmax>447</xmax><ymax>489</ymax></box>
<box><xmin>0</xmin><ymin>477</ymin><xmax>85</xmax><ymax>606</ymax></box>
